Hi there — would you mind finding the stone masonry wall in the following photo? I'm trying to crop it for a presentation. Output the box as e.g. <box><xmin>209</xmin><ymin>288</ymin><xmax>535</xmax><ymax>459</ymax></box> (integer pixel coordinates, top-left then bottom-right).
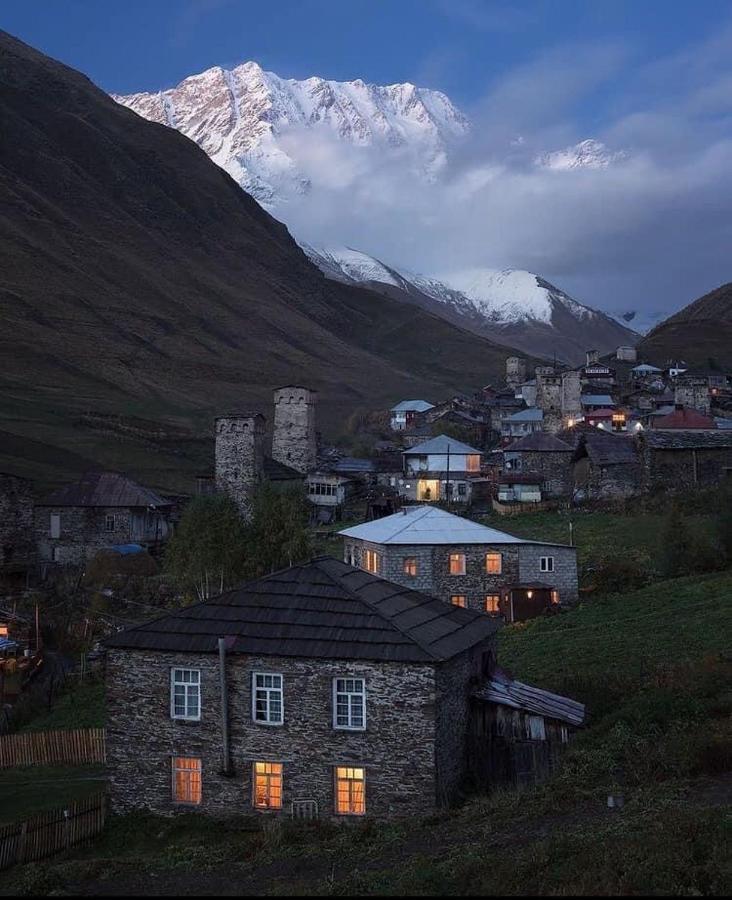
<box><xmin>272</xmin><ymin>387</ymin><xmax>317</xmax><ymax>474</ymax></box>
<box><xmin>512</xmin><ymin>450</ymin><xmax>574</xmax><ymax>498</ymax></box>
<box><xmin>644</xmin><ymin>447</ymin><xmax>732</xmax><ymax>491</ymax></box>
<box><xmin>106</xmin><ymin>649</ymin><xmax>445</xmax><ymax>821</ymax></box>
<box><xmin>517</xmin><ymin>544</ymin><xmax>578</xmax><ymax>602</ymax></box>
<box><xmin>0</xmin><ymin>474</ymin><xmax>34</xmax><ymax>566</ymax></box>
<box><xmin>215</xmin><ymin>415</ymin><xmax>265</xmax><ymax>518</ymax></box>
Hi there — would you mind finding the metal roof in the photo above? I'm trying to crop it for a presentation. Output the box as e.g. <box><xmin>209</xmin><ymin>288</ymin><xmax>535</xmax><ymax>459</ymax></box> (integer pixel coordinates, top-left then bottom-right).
<box><xmin>505</xmin><ymin>408</ymin><xmax>544</xmax><ymax>422</ymax></box>
<box><xmin>104</xmin><ymin>557</ymin><xmax>500</xmax><ymax>663</ymax></box>
<box><xmin>504</xmin><ymin>433</ymin><xmax>572</xmax><ymax>452</ymax></box>
<box><xmin>652</xmin><ymin>408</ymin><xmax>717</xmax><ymax>430</ymax></box>
<box><xmin>339</xmin><ymin>505</ymin><xmax>569</xmax><ymax>547</ymax></box>
<box><xmin>473</xmin><ymin>667</ymin><xmax>585</xmax><ymax>727</ymax></box>
<box><xmin>38</xmin><ymin>471</ymin><xmax>171</xmax><ymax>508</ymax></box>
<box><xmin>403</xmin><ymin>434</ymin><xmax>482</xmax><ymax>455</ymax></box>
<box><xmin>581</xmin><ymin>395</ymin><xmax>615</xmax><ymax>406</ymax></box>
<box><xmin>390</xmin><ymin>400</ymin><xmax>435</xmax><ymax>413</ymax></box>
<box><xmin>632</xmin><ymin>364</ymin><xmax>663</xmax><ymax>373</ymax></box>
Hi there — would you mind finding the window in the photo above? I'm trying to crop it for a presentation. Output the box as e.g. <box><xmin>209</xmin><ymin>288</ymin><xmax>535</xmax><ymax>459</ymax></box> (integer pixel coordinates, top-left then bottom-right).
<box><xmin>170</xmin><ymin>669</ymin><xmax>201</xmax><ymax>720</ymax></box>
<box><xmin>485</xmin><ymin>552</ymin><xmax>502</xmax><ymax>574</ymax></box>
<box><xmin>449</xmin><ymin>553</ymin><xmax>466</xmax><ymax>575</ymax></box>
<box><xmin>540</xmin><ymin>556</ymin><xmax>555</xmax><ymax>573</ymax></box>
<box><xmin>450</xmin><ymin>595</ymin><xmax>467</xmax><ymax>608</ymax></box>
<box><xmin>335</xmin><ymin>766</ymin><xmax>365</xmax><ymax>815</ymax></box>
<box><xmin>485</xmin><ymin>595</ymin><xmax>500</xmax><ymax>614</ymax></box>
<box><xmin>253</xmin><ymin>761</ymin><xmax>283</xmax><ymax>809</ymax></box>
<box><xmin>345</xmin><ymin>547</ymin><xmax>355</xmax><ymax>567</ymax></box>
<box><xmin>253</xmin><ymin>672</ymin><xmax>284</xmax><ymax>725</ymax></box>
<box><xmin>466</xmin><ymin>454</ymin><xmax>481</xmax><ymax>472</ymax></box>
<box><xmin>172</xmin><ymin>757</ymin><xmax>202</xmax><ymax>804</ymax></box>
<box><xmin>457</xmin><ymin>483</ymin><xmax>467</xmax><ymax>497</ymax></box>
<box><xmin>363</xmin><ymin>549</ymin><xmax>380</xmax><ymax>574</ymax></box>
<box><xmin>551</xmin><ymin>589</ymin><xmax>560</xmax><ymax>605</ymax></box>
<box><xmin>105</xmin><ymin>514</ymin><xmax>115</xmax><ymax>532</ymax></box>
<box><xmin>403</xmin><ymin>557</ymin><xmax>417</xmax><ymax>576</ymax></box>
<box><xmin>50</xmin><ymin>513</ymin><xmax>60</xmax><ymax>539</ymax></box>
<box><xmin>333</xmin><ymin>678</ymin><xmax>366</xmax><ymax>730</ymax></box>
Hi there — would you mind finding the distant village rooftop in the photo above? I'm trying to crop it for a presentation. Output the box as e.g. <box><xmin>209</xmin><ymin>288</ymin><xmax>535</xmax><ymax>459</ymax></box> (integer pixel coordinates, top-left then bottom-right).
<box><xmin>505</xmin><ymin>433</ymin><xmax>572</xmax><ymax>452</ymax></box>
<box><xmin>402</xmin><ymin>434</ymin><xmax>481</xmax><ymax>455</ymax></box>
<box><xmin>390</xmin><ymin>400</ymin><xmax>434</xmax><ymax>412</ymax></box>
<box><xmin>37</xmin><ymin>471</ymin><xmax>171</xmax><ymax>508</ymax></box>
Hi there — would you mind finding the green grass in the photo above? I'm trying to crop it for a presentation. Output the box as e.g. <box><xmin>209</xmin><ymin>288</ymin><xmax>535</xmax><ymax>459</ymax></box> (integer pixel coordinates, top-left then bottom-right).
<box><xmin>0</xmin><ymin>765</ymin><xmax>107</xmax><ymax>826</ymax></box>
<box><xmin>19</xmin><ymin>678</ymin><xmax>106</xmax><ymax>732</ymax></box>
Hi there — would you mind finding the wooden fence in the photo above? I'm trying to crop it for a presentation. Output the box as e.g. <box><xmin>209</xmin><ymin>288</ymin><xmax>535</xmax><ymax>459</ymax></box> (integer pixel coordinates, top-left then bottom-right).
<box><xmin>0</xmin><ymin>728</ymin><xmax>106</xmax><ymax>768</ymax></box>
<box><xmin>0</xmin><ymin>794</ymin><xmax>106</xmax><ymax>871</ymax></box>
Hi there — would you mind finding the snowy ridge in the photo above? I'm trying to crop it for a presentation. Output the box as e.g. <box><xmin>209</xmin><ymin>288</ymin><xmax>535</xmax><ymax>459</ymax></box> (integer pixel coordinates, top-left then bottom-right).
<box><xmin>535</xmin><ymin>139</ymin><xmax>628</xmax><ymax>171</ymax></box>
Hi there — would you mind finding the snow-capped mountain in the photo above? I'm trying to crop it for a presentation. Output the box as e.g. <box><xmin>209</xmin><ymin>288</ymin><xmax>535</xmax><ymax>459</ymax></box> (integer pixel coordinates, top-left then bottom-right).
<box><xmin>114</xmin><ymin>62</ymin><xmax>469</xmax><ymax>206</ymax></box>
<box><xmin>302</xmin><ymin>245</ymin><xmax>639</xmax><ymax>364</ymax></box>
<box><xmin>535</xmin><ymin>139</ymin><xmax>628</xmax><ymax>171</ymax></box>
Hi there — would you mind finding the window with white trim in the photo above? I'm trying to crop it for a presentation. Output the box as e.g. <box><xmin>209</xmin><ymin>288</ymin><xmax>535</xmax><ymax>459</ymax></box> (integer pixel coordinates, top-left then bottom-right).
<box><xmin>253</xmin><ymin>761</ymin><xmax>283</xmax><ymax>809</ymax></box>
<box><xmin>540</xmin><ymin>556</ymin><xmax>555</xmax><ymax>573</ymax></box>
<box><xmin>363</xmin><ymin>549</ymin><xmax>380</xmax><ymax>574</ymax></box>
<box><xmin>333</xmin><ymin>677</ymin><xmax>366</xmax><ymax>730</ymax></box>
<box><xmin>485</xmin><ymin>552</ymin><xmax>502</xmax><ymax>574</ymax></box>
<box><xmin>172</xmin><ymin>756</ymin><xmax>202</xmax><ymax>804</ymax></box>
<box><xmin>335</xmin><ymin>766</ymin><xmax>365</xmax><ymax>815</ymax></box>
<box><xmin>170</xmin><ymin>668</ymin><xmax>201</xmax><ymax>720</ymax></box>
<box><xmin>253</xmin><ymin>672</ymin><xmax>284</xmax><ymax>725</ymax></box>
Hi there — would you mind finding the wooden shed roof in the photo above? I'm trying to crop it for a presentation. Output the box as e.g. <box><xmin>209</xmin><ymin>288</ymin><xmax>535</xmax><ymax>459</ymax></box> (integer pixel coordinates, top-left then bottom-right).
<box><xmin>473</xmin><ymin>667</ymin><xmax>585</xmax><ymax>726</ymax></box>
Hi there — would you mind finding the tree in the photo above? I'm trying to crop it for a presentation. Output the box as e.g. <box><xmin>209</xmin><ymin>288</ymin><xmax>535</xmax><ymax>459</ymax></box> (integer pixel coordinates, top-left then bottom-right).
<box><xmin>246</xmin><ymin>483</ymin><xmax>312</xmax><ymax>577</ymax></box>
<box><xmin>164</xmin><ymin>494</ymin><xmax>248</xmax><ymax>601</ymax></box>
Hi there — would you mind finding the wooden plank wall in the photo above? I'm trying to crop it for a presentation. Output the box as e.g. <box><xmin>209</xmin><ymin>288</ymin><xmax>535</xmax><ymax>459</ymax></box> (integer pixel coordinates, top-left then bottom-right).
<box><xmin>0</xmin><ymin>728</ymin><xmax>106</xmax><ymax>768</ymax></box>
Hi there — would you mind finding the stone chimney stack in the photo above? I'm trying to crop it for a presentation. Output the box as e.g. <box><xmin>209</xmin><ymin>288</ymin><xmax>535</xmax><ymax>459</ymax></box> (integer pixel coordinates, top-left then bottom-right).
<box><xmin>272</xmin><ymin>386</ymin><xmax>317</xmax><ymax>474</ymax></box>
<box><xmin>214</xmin><ymin>414</ymin><xmax>266</xmax><ymax>518</ymax></box>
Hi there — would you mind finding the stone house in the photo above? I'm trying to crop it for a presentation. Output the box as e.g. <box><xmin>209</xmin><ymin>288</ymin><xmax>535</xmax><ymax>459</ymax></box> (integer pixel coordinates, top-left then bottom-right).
<box><xmin>306</xmin><ymin>472</ymin><xmax>356</xmax><ymax>523</ymax></box>
<box><xmin>570</xmin><ymin>433</ymin><xmax>640</xmax><ymax>500</ymax></box>
<box><xmin>34</xmin><ymin>471</ymin><xmax>173</xmax><ymax>565</ymax></box>
<box><xmin>390</xmin><ymin>400</ymin><xmax>434</xmax><ymax>431</ymax></box>
<box><xmin>104</xmin><ymin>557</ymin><xmax>500</xmax><ymax>820</ymax></box>
<box><xmin>339</xmin><ymin>506</ymin><xmax>578</xmax><ymax>619</ymax></box>
<box><xmin>0</xmin><ymin>473</ymin><xmax>35</xmax><ymax>587</ymax></box>
<box><xmin>638</xmin><ymin>431</ymin><xmax>732</xmax><ymax>491</ymax></box>
<box><xmin>400</xmin><ymin>435</ymin><xmax>482</xmax><ymax>504</ymax></box>
<box><xmin>502</xmin><ymin>433</ymin><xmax>574</xmax><ymax>500</ymax></box>
<box><xmin>501</xmin><ymin>407</ymin><xmax>544</xmax><ymax>439</ymax></box>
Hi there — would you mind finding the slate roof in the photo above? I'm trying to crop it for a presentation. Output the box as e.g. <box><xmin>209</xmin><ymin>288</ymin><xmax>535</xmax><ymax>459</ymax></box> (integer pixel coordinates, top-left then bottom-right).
<box><xmin>391</xmin><ymin>400</ymin><xmax>434</xmax><ymax>413</ymax></box>
<box><xmin>643</xmin><ymin>431</ymin><xmax>732</xmax><ymax>450</ymax></box>
<box><xmin>339</xmin><ymin>505</ymin><xmax>569</xmax><ymax>547</ymax></box>
<box><xmin>473</xmin><ymin>667</ymin><xmax>585</xmax><ymax>727</ymax></box>
<box><xmin>504</xmin><ymin>433</ymin><xmax>572</xmax><ymax>453</ymax></box>
<box><xmin>403</xmin><ymin>434</ymin><xmax>481</xmax><ymax>456</ymax></box>
<box><xmin>576</xmin><ymin>433</ymin><xmax>638</xmax><ymax>466</ymax></box>
<box><xmin>104</xmin><ymin>557</ymin><xmax>500</xmax><ymax>663</ymax></box>
<box><xmin>38</xmin><ymin>472</ymin><xmax>171</xmax><ymax>508</ymax></box>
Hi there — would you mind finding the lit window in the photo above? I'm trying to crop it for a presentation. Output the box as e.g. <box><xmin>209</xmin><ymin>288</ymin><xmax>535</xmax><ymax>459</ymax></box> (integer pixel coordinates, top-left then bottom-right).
<box><xmin>364</xmin><ymin>549</ymin><xmax>381</xmax><ymax>574</ymax></box>
<box><xmin>335</xmin><ymin>766</ymin><xmax>365</xmax><ymax>815</ymax></box>
<box><xmin>170</xmin><ymin>669</ymin><xmax>201</xmax><ymax>720</ymax></box>
<box><xmin>172</xmin><ymin>757</ymin><xmax>201</xmax><ymax>804</ymax></box>
<box><xmin>451</xmin><ymin>595</ymin><xmax>467</xmax><ymax>608</ymax></box>
<box><xmin>403</xmin><ymin>557</ymin><xmax>417</xmax><ymax>576</ymax></box>
<box><xmin>551</xmin><ymin>590</ymin><xmax>560</xmax><ymax>605</ymax></box>
<box><xmin>466</xmin><ymin>455</ymin><xmax>481</xmax><ymax>472</ymax></box>
<box><xmin>333</xmin><ymin>678</ymin><xmax>366</xmax><ymax>730</ymax></box>
<box><xmin>485</xmin><ymin>595</ymin><xmax>500</xmax><ymax>613</ymax></box>
<box><xmin>449</xmin><ymin>553</ymin><xmax>466</xmax><ymax>575</ymax></box>
<box><xmin>253</xmin><ymin>761</ymin><xmax>283</xmax><ymax>809</ymax></box>
<box><xmin>486</xmin><ymin>553</ymin><xmax>502</xmax><ymax>574</ymax></box>
<box><xmin>104</xmin><ymin>514</ymin><xmax>115</xmax><ymax>532</ymax></box>
<box><xmin>253</xmin><ymin>673</ymin><xmax>284</xmax><ymax>725</ymax></box>
<box><xmin>540</xmin><ymin>556</ymin><xmax>554</xmax><ymax>573</ymax></box>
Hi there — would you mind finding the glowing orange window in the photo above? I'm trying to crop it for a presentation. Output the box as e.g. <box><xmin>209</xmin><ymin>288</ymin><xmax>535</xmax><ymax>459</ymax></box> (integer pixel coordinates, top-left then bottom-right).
<box><xmin>254</xmin><ymin>761</ymin><xmax>283</xmax><ymax>810</ymax></box>
<box><xmin>485</xmin><ymin>595</ymin><xmax>500</xmax><ymax>613</ymax></box>
<box><xmin>172</xmin><ymin>757</ymin><xmax>202</xmax><ymax>805</ymax></box>
<box><xmin>451</xmin><ymin>595</ymin><xmax>467</xmax><ymax>608</ymax></box>
<box><xmin>449</xmin><ymin>553</ymin><xmax>466</xmax><ymax>575</ymax></box>
<box><xmin>335</xmin><ymin>766</ymin><xmax>365</xmax><ymax>815</ymax></box>
<box><xmin>403</xmin><ymin>557</ymin><xmax>417</xmax><ymax>576</ymax></box>
<box><xmin>485</xmin><ymin>553</ymin><xmax>502</xmax><ymax>574</ymax></box>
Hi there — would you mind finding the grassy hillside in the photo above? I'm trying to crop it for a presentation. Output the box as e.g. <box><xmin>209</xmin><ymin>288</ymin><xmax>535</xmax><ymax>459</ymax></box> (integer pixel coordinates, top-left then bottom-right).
<box><xmin>5</xmin><ymin>570</ymin><xmax>730</xmax><ymax>895</ymax></box>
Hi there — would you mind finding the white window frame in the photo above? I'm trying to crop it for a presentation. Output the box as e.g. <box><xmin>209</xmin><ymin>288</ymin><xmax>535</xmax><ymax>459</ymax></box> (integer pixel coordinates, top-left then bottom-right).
<box><xmin>252</xmin><ymin>761</ymin><xmax>283</xmax><ymax>810</ymax></box>
<box><xmin>540</xmin><ymin>556</ymin><xmax>555</xmax><ymax>573</ymax></box>
<box><xmin>170</xmin><ymin>668</ymin><xmax>201</xmax><ymax>721</ymax></box>
<box><xmin>171</xmin><ymin>756</ymin><xmax>202</xmax><ymax>805</ymax></box>
<box><xmin>252</xmin><ymin>672</ymin><xmax>284</xmax><ymax>725</ymax></box>
<box><xmin>363</xmin><ymin>549</ymin><xmax>380</xmax><ymax>574</ymax></box>
<box><xmin>334</xmin><ymin>766</ymin><xmax>366</xmax><ymax>816</ymax></box>
<box><xmin>332</xmin><ymin>677</ymin><xmax>366</xmax><ymax>731</ymax></box>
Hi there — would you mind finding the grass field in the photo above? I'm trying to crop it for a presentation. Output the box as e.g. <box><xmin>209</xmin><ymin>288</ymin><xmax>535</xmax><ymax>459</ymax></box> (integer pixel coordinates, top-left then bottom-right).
<box><xmin>3</xmin><ymin>567</ymin><xmax>730</xmax><ymax>896</ymax></box>
<box><xmin>18</xmin><ymin>679</ymin><xmax>106</xmax><ymax>733</ymax></box>
<box><xmin>0</xmin><ymin>765</ymin><xmax>107</xmax><ymax>826</ymax></box>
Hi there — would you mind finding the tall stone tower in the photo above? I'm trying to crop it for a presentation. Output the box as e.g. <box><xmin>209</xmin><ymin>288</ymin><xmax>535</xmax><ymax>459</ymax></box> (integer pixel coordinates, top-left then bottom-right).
<box><xmin>272</xmin><ymin>386</ymin><xmax>317</xmax><ymax>474</ymax></box>
<box><xmin>586</xmin><ymin>349</ymin><xmax>600</xmax><ymax>366</ymax></box>
<box><xmin>214</xmin><ymin>414</ymin><xmax>265</xmax><ymax>518</ymax></box>
<box><xmin>561</xmin><ymin>370</ymin><xmax>582</xmax><ymax>426</ymax></box>
<box><xmin>674</xmin><ymin>377</ymin><xmax>710</xmax><ymax>414</ymax></box>
<box><xmin>535</xmin><ymin>367</ymin><xmax>562</xmax><ymax>433</ymax></box>
<box><xmin>505</xmin><ymin>356</ymin><xmax>527</xmax><ymax>391</ymax></box>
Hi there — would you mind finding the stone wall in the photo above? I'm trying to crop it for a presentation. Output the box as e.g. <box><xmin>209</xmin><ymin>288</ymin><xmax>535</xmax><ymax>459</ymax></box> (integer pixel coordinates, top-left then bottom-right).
<box><xmin>272</xmin><ymin>387</ymin><xmax>317</xmax><ymax>474</ymax></box>
<box><xmin>215</xmin><ymin>414</ymin><xmax>265</xmax><ymax>518</ymax></box>
<box><xmin>0</xmin><ymin>474</ymin><xmax>34</xmax><ymax>567</ymax></box>
<box><xmin>106</xmin><ymin>649</ymin><xmax>456</xmax><ymax>821</ymax></box>
<box><xmin>536</xmin><ymin>371</ymin><xmax>562</xmax><ymax>433</ymax></box>
<box><xmin>517</xmin><ymin>544</ymin><xmax>578</xmax><ymax>602</ymax></box>
<box><xmin>643</xmin><ymin>447</ymin><xmax>732</xmax><ymax>491</ymax></box>
<box><xmin>560</xmin><ymin>371</ymin><xmax>582</xmax><ymax>423</ymax></box>
<box><xmin>674</xmin><ymin>379</ymin><xmax>710</xmax><ymax>414</ymax></box>
<box><xmin>507</xmin><ymin>450</ymin><xmax>574</xmax><ymax>498</ymax></box>
<box><xmin>505</xmin><ymin>357</ymin><xmax>526</xmax><ymax>390</ymax></box>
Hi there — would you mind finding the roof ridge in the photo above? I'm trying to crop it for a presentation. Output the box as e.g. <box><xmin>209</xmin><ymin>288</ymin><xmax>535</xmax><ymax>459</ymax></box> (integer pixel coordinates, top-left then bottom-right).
<box><xmin>381</xmin><ymin>505</ymin><xmax>431</xmax><ymax>541</ymax></box>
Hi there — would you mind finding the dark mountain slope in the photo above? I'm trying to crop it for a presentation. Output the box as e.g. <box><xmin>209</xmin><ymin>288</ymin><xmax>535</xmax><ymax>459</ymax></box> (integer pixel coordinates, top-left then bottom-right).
<box><xmin>638</xmin><ymin>282</ymin><xmax>732</xmax><ymax>369</ymax></box>
<box><xmin>0</xmin><ymin>32</ymin><xmax>530</xmax><ymax>491</ymax></box>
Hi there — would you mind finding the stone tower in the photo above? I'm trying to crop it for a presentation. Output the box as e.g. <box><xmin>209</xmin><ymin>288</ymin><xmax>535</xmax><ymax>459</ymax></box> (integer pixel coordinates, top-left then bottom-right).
<box><xmin>586</xmin><ymin>349</ymin><xmax>599</xmax><ymax>366</ymax></box>
<box><xmin>674</xmin><ymin>377</ymin><xmax>710</xmax><ymax>414</ymax></box>
<box><xmin>535</xmin><ymin>367</ymin><xmax>562</xmax><ymax>433</ymax></box>
<box><xmin>214</xmin><ymin>414</ymin><xmax>266</xmax><ymax>518</ymax></box>
<box><xmin>272</xmin><ymin>386</ymin><xmax>317</xmax><ymax>474</ymax></box>
<box><xmin>561</xmin><ymin>370</ymin><xmax>582</xmax><ymax>426</ymax></box>
<box><xmin>505</xmin><ymin>356</ymin><xmax>527</xmax><ymax>390</ymax></box>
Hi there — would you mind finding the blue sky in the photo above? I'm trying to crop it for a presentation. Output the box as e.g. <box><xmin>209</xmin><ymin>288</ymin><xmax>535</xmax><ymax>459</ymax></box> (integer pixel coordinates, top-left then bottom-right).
<box><xmin>4</xmin><ymin>1</ymin><xmax>732</xmax><ymax>320</ymax></box>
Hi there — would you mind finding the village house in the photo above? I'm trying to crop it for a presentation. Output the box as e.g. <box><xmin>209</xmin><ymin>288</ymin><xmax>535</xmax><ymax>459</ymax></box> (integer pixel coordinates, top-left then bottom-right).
<box><xmin>339</xmin><ymin>505</ymin><xmax>578</xmax><ymax>619</ymax></box>
<box><xmin>399</xmin><ymin>435</ymin><xmax>483</xmax><ymax>504</ymax></box>
<box><xmin>494</xmin><ymin>473</ymin><xmax>545</xmax><ymax>508</ymax></box>
<box><xmin>501</xmin><ymin>407</ymin><xmax>544</xmax><ymax>439</ymax></box>
<box><xmin>34</xmin><ymin>471</ymin><xmax>173</xmax><ymax>565</ymax></box>
<box><xmin>570</xmin><ymin>432</ymin><xmax>640</xmax><ymax>501</ymax></box>
<box><xmin>104</xmin><ymin>557</ymin><xmax>502</xmax><ymax>820</ymax></box>
<box><xmin>501</xmin><ymin>433</ymin><xmax>574</xmax><ymax>501</ymax></box>
<box><xmin>638</xmin><ymin>430</ymin><xmax>732</xmax><ymax>491</ymax></box>
<box><xmin>306</xmin><ymin>472</ymin><xmax>355</xmax><ymax>523</ymax></box>
<box><xmin>390</xmin><ymin>400</ymin><xmax>434</xmax><ymax>431</ymax></box>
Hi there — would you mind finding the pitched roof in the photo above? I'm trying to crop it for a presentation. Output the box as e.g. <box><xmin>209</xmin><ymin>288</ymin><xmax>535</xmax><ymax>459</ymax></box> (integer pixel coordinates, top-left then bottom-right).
<box><xmin>38</xmin><ymin>471</ymin><xmax>171</xmax><ymax>508</ymax></box>
<box><xmin>339</xmin><ymin>505</ymin><xmax>568</xmax><ymax>547</ymax></box>
<box><xmin>573</xmin><ymin>432</ymin><xmax>637</xmax><ymax>466</ymax></box>
<box><xmin>263</xmin><ymin>456</ymin><xmax>304</xmax><ymax>481</ymax></box>
<box><xmin>390</xmin><ymin>400</ymin><xmax>434</xmax><ymax>412</ymax></box>
<box><xmin>505</xmin><ymin>432</ymin><xmax>572</xmax><ymax>452</ymax></box>
<box><xmin>632</xmin><ymin>364</ymin><xmax>663</xmax><ymax>373</ymax></box>
<box><xmin>402</xmin><ymin>434</ymin><xmax>481</xmax><ymax>455</ymax></box>
<box><xmin>652</xmin><ymin>407</ymin><xmax>717</xmax><ymax>430</ymax></box>
<box><xmin>643</xmin><ymin>430</ymin><xmax>732</xmax><ymax>450</ymax></box>
<box><xmin>473</xmin><ymin>667</ymin><xmax>585</xmax><ymax>727</ymax></box>
<box><xmin>104</xmin><ymin>557</ymin><xmax>499</xmax><ymax>663</ymax></box>
<box><xmin>581</xmin><ymin>394</ymin><xmax>615</xmax><ymax>406</ymax></box>
<box><xmin>505</xmin><ymin>408</ymin><xmax>544</xmax><ymax>423</ymax></box>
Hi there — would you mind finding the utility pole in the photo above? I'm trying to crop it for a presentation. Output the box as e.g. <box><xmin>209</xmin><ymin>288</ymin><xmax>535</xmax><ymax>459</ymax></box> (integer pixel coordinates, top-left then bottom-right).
<box><xmin>445</xmin><ymin>442</ymin><xmax>451</xmax><ymax>510</ymax></box>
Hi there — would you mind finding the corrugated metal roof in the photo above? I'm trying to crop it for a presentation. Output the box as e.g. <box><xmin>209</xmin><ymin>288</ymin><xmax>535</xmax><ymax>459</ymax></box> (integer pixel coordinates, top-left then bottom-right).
<box><xmin>402</xmin><ymin>434</ymin><xmax>481</xmax><ymax>455</ymax></box>
<box><xmin>505</xmin><ymin>408</ymin><xmax>544</xmax><ymax>423</ymax></box>
<box><xmin>38</xmin><ymin>471</ymin><xmax>171</xmax><ymax>508</ymax></box>
<box><xmin>391</xmin><ymin>400</ymin><xmax>435</xmax><ymax>412</ymax></box>
<box><xmin>581</xmin><ymin>395</ymin><xmax>615</xmax><ymax>406</ymax></box>
<box><xmin>473</xmin><ymin>667</ymin><xmax>585</xmax><ymax>726</ymax></box>
<box><xmin>339</xmin><ymin>505</ymin><xmax>569</xmax><ymax>547</ymax></box>
<box><xmin>104</xmin><ymin>557</ymin><xmax>500</xmax><ymax>663</ymax></box>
